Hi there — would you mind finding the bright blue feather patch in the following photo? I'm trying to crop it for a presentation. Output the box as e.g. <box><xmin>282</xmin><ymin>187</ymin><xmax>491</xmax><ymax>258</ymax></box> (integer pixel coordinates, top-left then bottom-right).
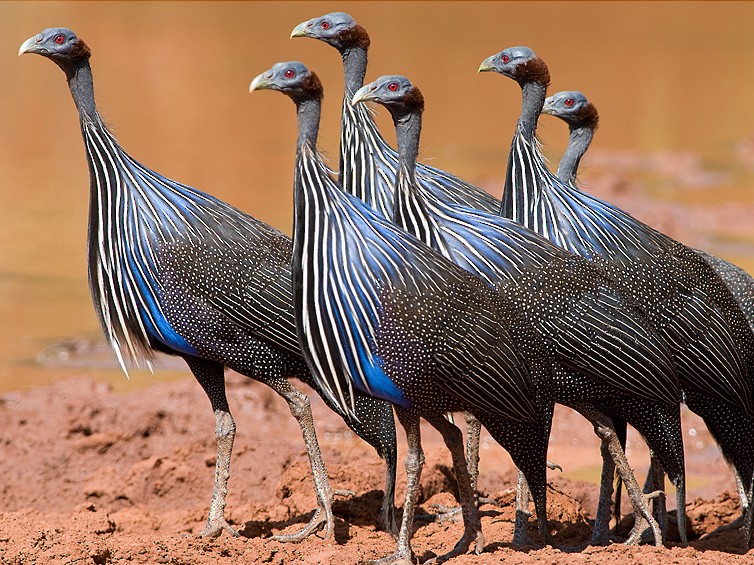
<box><xmin>355</xmin><ymin>349</ymin><xmax>410</xmax><ymax>408</ymax></box>
<box><xmin>127</xmin><ymin>254</ymin><xmax>199</xmax><ymax>356</ymax></box>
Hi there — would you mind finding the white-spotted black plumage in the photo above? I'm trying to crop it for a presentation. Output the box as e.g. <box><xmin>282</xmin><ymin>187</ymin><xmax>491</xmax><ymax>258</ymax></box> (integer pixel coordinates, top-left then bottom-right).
<box><xmin>353</xmin><ymin>74</ymin><xmax>687</xmax><ymax>545</ymax></box>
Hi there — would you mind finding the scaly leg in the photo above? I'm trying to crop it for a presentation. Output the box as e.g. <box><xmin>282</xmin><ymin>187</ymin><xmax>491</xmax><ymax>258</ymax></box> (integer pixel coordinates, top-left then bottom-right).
<box><xmin>424</xmin><ymin>413</ymin><xmax>485</xmax><ymax>562</ymax></box>
<box><xmin>375</xmin><ymin>408</ymin><xmax>423</xmax><ymax>565</ymax></box>
<box><xmin>184</xmin><ymin>357</ymin><xmax>240</xmax><ymax>538</ymax></box>
<box><xmin>424</xmin><ymin>412</ymin><xmax>484</xmax><ymax>522</ymax></box>
<box><xmin>590</xmin><ymin>438</ymin><xmax>617</xmax><ymax>546</ymax></box>
<box><xmin>645</xmin><ymin>453</ymin><xmax>667</xmax><ymax>543</ymax></box>
<box><xmin>584</xmin><ymin>410</ymin><xmax>663</xmax><ymax>546</ymax></box>
<box><xmin>267</xmin><ymin>378</ymin><xmax>345</xmax><ymax>542</ymax></box>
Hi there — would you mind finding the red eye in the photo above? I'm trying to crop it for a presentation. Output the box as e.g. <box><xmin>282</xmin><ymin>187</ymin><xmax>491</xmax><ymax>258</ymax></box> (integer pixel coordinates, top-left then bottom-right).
<box><xmin>284</xmin><ymin>69</ymin><xmax>295</xmax><ymax>79</ymax></box>
<box><xmin>501</xmin><ymin>54</ymin><xmax>510</xmax><ymax>64</ymax></box>
<box><xmin>54</xmin><ymin>34</ymin><xmax>65</xmax><ymax>45</ymax></box>
<box><xmin>564</xmin><ymin>98</ymin><xmax>575</xmax><ymax>107</ymax></box>
<box><xmin>387</xmin><ymin>82</ymin><xmax>399</xmax><ymax>92</ymax></box>
<box><xmin>321</xmin><ymin>21</ymin><xmax>331</xmax><ymax>30</ymax></box>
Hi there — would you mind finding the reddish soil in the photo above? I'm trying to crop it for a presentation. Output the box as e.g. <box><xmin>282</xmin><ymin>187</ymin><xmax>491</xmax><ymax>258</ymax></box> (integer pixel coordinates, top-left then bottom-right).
<box><xmin>0</xmin><ymin>370</ymin><xmax>752</xmax><ymax>564</ymax></box>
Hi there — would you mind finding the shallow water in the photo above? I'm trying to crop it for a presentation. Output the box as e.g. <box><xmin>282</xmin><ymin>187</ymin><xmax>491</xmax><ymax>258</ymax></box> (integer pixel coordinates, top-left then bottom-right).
<box><xmin>2</xmin><ymin>1</ymin><xmax>754</xmax><ymax>393</ymax></box>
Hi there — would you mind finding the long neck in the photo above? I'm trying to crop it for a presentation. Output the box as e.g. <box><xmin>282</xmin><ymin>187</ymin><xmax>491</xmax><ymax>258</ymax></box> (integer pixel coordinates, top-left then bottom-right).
<box><xmin>518</xmin><ymin>81</ymin><xmax>547</xmax><ymax>140</ymax></box>
<box><xmin>557</xmin><ymin>124</ymin><xmax>594</xmax><ymax>184</ymax></box>
<box><xmin>342</xmin><ymin>46</ymin><xmax>368</xmax><ymax>97</ymax></box>
<box><xmin>297</xmin><ymin>98</ymin><xmax>321</xmax><ymax>150</ymax></box>
<box><xmin>65</xmin><ymin>57</ymin><xmax>159</xmax><ymax>369</ymax></box>
<box><xmin>394</xmin><ymin>111</ymin><xmax>421</xmax><ymax>186</ymax></box>
<box><xmin>391</xmin><ymin>108</ymin><xmax>449</xmax><ymax>253</ymax></box>
<box><xmin>292</xmin><ymin>95</ymin><xmax>323</xmax><ymax>259</ymax></box>
<box><xmin>66</xmin><ymin>60</ymin><xmax>98</xmax><ymax>121</ymax></box>
<box><xmin>501</xmin><ymin>78</ymin><xmax>549</xmax><ymax>222</ymax></box>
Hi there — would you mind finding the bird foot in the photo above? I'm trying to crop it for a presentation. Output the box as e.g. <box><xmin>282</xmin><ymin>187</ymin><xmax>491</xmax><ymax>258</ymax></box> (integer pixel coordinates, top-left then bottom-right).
<box><xmin>198</xmin><ymin>516</ymin><xmax>240</xmax><ymax>538</ymax></box>
<box><xmin>547</xmin><ymin>461</ymin><xmax>563</xmax><ymax>473</ymax></box>
<box><xmin>421</xmin><ymin>504</ymin><xmax>462</xmax><ymax>523</ymax></box>
<box><xmin>273</xmin><ymin>506</ymin><xmax>330</xmax><ymax>543</ymax></box>
<box><xmin>425</xmin><ymin>528</ymin><xmax>485</xmax><ymax>563</ymax></box>
<box><xmin>624</xmin><ymin>490</ymin><xmax>664</xmax><ymax>546</ymax></box>
<box><xmin>417</xmin><ymin>496</ymin><xmax>499</xmax><ymax>524</ymax></box>
<box><xmin>334</xmin><ymin>488</ymin><xmax>356</xmax><ymax>498</ymax></box>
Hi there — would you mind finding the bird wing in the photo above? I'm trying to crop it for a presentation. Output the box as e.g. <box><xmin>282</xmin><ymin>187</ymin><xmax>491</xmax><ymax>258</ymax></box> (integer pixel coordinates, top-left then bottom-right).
<box><xmin>698</xmin><ymin>250</ymin><xmax>754</xmax><ymax>333</ymax></box>
<box><xmin>508</xmin><ymin>256</ymin><xmax>680</xmax><ymax>404</ymax></box>
<box><xmin>428</xmin><ymin>280</ymin><xmax>545</xmax><ymax>423</ymax></box>
<box><xmin>507</xmin><ymin>137</ymin><xmax>754</xmax><ymax>414</ymax></box>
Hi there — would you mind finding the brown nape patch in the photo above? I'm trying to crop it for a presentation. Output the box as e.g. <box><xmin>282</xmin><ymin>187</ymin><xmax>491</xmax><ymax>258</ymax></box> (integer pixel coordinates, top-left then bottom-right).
<box><xmin>576</xmin><ymin>102</ymin><xmax>599</xmax><ymax>131</ymax></box>
<box><xmin>303</xmin><ymin>72</ymin><xmax>324</xmax><ymax>99</ymax></box>
<box><xmin>515</xmin><ymin>56</ymin><xmax>550</xmax><ymax>87</ymax></box>
<box><xmin>405</xmin><ymin>86</ymin><xmax>425</xmax><ymax>114</ymax></box>
<box><xmin>336</xmin><ymin>24</ymin><xmax>370</xmax><ymax>50</ymax></box>
<box><xmin>70</xmin><ymin>38</ymin><xmax>91</xmax><ymax>60</ymax></box>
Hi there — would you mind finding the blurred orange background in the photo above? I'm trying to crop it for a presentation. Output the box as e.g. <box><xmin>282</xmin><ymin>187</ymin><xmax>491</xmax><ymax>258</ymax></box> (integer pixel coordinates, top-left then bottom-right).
<box><xmin>2</xmin><ymin>1</ymin><xmax>754</xmax><ymax>392</ymax></box>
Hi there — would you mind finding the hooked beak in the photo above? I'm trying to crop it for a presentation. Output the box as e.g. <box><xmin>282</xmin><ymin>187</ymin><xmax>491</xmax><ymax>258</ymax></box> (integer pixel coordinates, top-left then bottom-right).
<box><xmin>18</xmin><ymin>34</ymin><xmax>43</xmax><ymax>56</ymax></box>
<box><xmin>290</xmin><ymin>20</ymin><xmax>312</xmax><ymax>39</ymax></box>
<box><xmin>541</xmin><ymin>97</ymin><xmax>556</xmax><ymax>115</ymax></box>
<box><xmin>249</xmin><ymin>72</ymin><xmax>273</xmax><ymax>93</ymax></box>
<box><xmin>478</xmin><ymin>54</ymin><xmax>497</xmax><ymax>74</ymax></box>
<box><xmin>351</xmin><ymin>83</ymin><xmax>376</xmax><ymax>106</ymax></box>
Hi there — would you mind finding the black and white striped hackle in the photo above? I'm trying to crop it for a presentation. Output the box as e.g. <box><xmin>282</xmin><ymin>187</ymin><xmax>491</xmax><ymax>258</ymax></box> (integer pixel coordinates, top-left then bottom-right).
<box><xmin>542</xmin><ymin>89</ymin><xmax>754</xmax><ymax>335</ymax></box>
<box><xmin>482</xmin><ymin>46</ymin><xmax>754</xmax><ymax>546</ymax></box>
<box><xmin>20</xmin><ymin>28</ymin><xmax>399</xmax><ymax>541</ymax></box>
<box><xmin>251</xmin><ymin>61</ymin><xmax>558</xmax><ymax>559</ymax></box>
<box><xmin>291</xmin><ymin>12</ymin><xmax>500</xmax><ymax>220</ymax></box>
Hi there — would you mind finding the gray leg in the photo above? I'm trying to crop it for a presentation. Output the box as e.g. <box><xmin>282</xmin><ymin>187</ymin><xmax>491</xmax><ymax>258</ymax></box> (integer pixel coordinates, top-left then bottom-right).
<box><xmin>424</xmin><ymin>413</ymin><xmax>485</xmax><ymax>562</ymax></box>
<box><xmin>184</xmin><ymin>357</ymin><xmax>240</xmax><ymax>538</ymax></box>
<box><xmin>424</xmin><ymin>412</ymin><xmax>482</xmax><ymax>523</ymax></box>
<box><xmin>514</xmin><ymin>471</ymin><xmax>532</xmax><ymax>546</ymax></box>
<box><xmin>583</xmin><ymin>409</ymin><xmax>663</xmax><ymax>547</ymax></box>
<box><xmin>744</xmin><ymin>472</ymin><xmax>754</xmax><ymax>548</ymax></box>
<box><xmin>266</xmin><ymin>378</ymin><xmax>342</xmax><ymax>543</ymax></box>
<box><xmin>673</xmin><ymin>465</ymin><xmax>687</xmax><ymax>545</ymax></box>
<box><xmin>465</xmin><ymin>412</ymin><xmax>482</xmax><ymax>494</ymax></box>
<box><xmin>646</xmin><ymin>453</ymin><xmax>667</xmax><ymax>542</ymax></box>
<box><xmin>591</xmin><ymin>439</ymin><xmax>616</xmax><ymax>545</ymax></box>
<box><xmin>735</xmin><ymin>468</ymin><xmax>750</xmax><ymax>518</ymax></box>
<box><xmin>375</xmin><ymin>408</ymin><xmax>424</xmax><ymax>565</ymax></box>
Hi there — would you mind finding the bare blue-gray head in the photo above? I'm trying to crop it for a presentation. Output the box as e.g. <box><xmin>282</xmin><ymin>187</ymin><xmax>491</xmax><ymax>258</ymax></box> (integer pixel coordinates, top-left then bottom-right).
<box><xmin>19</xmin><ymin>27</ymin><xmax>90</xmax><ymax>77</ymax></box>
<box><xmin>291</xmin><ymin>12</ymin><xmax>368</xmax><ymax>51</ymax></box>
<box><xmin>352</xmin><ymin>75</ymin><xmax>424</xmax><ymax>117</ymax></box>
<box><xmin>478</xmin><ymin>46</ymin><xmax>550</xmax><ymax>87</ymax></box>
<box><xmin>542</xmin><ymin>91</ymin><xmax>599</xmax><ymax>130</ymax></box>
<box><xmin>542</xmin><ymin>91</ymin><xmax>599</xmax><ymax>184</ymax></box>
<box><xmin>250</xmin><ymin>61</ymin><xmax>322</xmax><ymax>103</ymax></box>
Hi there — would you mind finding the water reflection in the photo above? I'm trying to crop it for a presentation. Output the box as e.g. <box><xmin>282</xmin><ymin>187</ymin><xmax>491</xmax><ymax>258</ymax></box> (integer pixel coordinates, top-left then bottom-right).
<box><xmin>2</xmin><ymin>1</ymin><xmax>754</xmax><ymax>392</ymax></box>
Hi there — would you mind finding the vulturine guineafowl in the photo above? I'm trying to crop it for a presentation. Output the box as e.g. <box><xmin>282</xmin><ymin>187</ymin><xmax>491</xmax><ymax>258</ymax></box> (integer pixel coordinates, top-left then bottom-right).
<box><xmin>19</xmin><ymin>27</ymin><xmax>399</xmax><ymax>541</ymax></box>
<box><xmin>251</xmin><ymin>60</ymin><xmax>556</xmax><ymax>562</ymax></box>
<box><xmin>291</xmin><ymin>11</ymin><xmax>500</xmax><ymax>218</ymax></box>
<box><xmin>480</xmin><ymin>46</ymin><xmax>754</xmax><ymax>546</ymax></box>
<box><xmin>291</xmin><ymin>10</ymin><xmax>498</xmax><ymax>511</ymax></box>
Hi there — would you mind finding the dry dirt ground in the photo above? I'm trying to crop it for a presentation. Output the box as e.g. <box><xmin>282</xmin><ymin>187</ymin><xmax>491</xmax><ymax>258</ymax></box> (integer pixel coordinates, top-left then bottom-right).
<box><xmin>0</xmin><ymin>371</ymin><xmax>752</xmax><ymax>565</ymax></box>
